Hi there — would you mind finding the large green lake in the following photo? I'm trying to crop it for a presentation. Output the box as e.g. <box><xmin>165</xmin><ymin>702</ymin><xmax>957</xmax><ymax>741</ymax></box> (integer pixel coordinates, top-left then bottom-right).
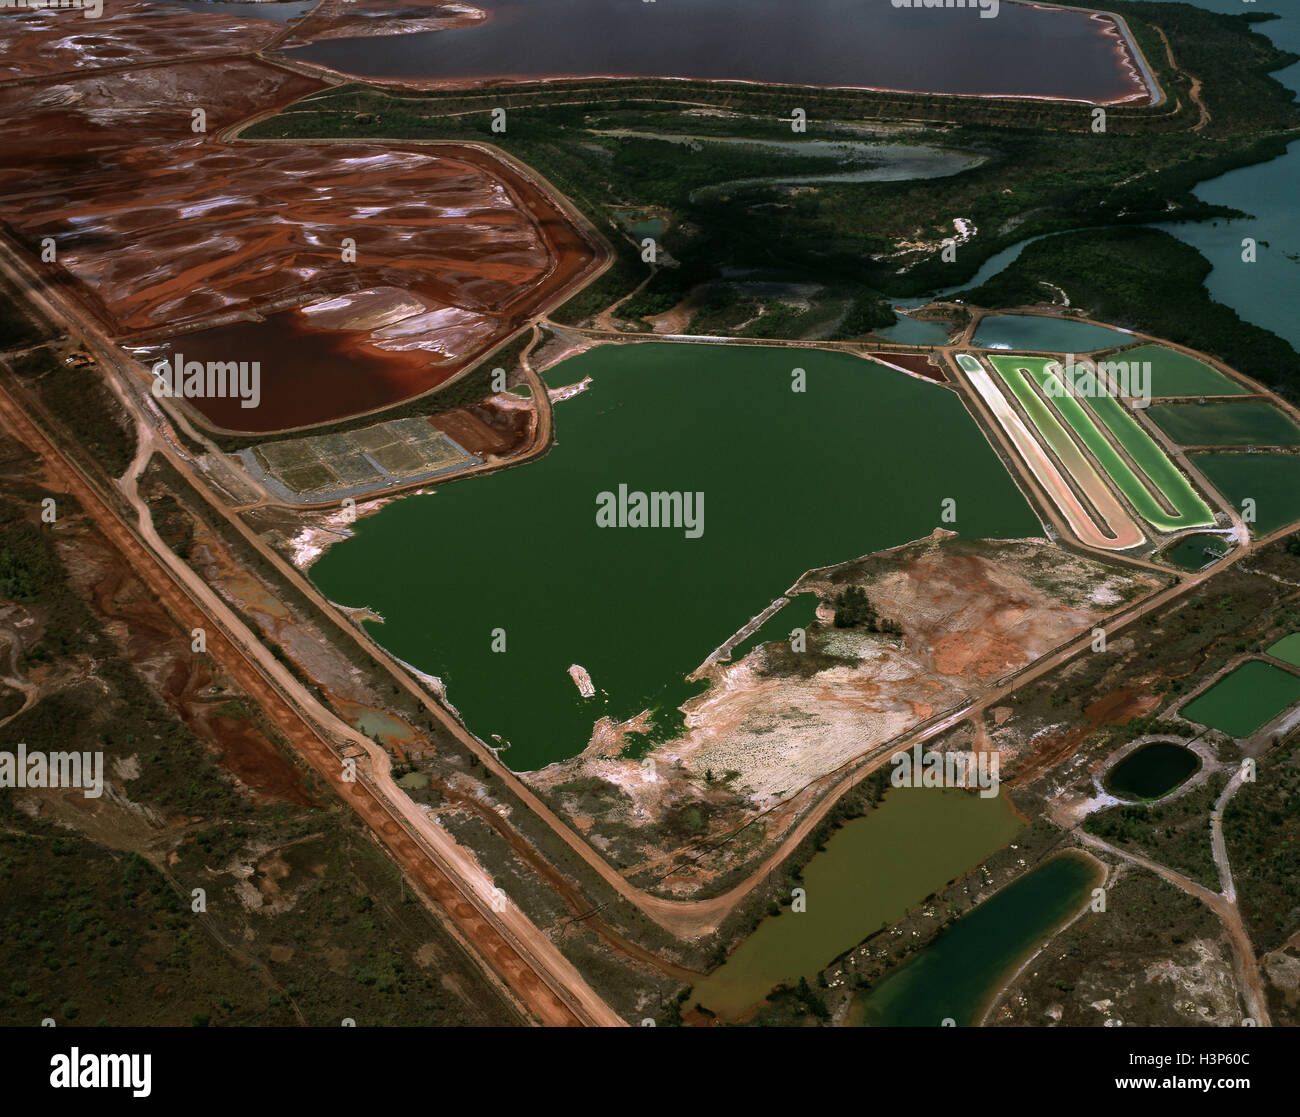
<box><xmin>312</xmin><ymin>343</ymin><xmax>1038</xmax><ymax>770</ymax></box>
<box><xmin>855</xmin><ymin>851</ymin><xmax>1101</xmax><ymax>1027</ymax></box>
<box><xmin>689</xmin><ymin>787</ymin><xmax>1024</xmax><ymax>1020</ymax></box>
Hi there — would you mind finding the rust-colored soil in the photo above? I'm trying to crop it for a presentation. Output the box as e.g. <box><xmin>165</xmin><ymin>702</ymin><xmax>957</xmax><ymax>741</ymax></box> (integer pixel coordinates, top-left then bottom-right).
<box><xmin>56</xmin><ymin>516</ymin><xmax>317</xmax><ymax>807</ymax></box>
<box><xmin>428</xmin><ymin>402</ymin><xmax>528</xmax><ymax>457</ymax></box>
<box><xmin>1012</xmin><ymin>685</ymin><xmax>1161</xmax><ymax>785</ymax></box>
<box><xmin>0</xmin><ymin>2</ymin><xmax>276</xmax><ymax>82</ymax></box>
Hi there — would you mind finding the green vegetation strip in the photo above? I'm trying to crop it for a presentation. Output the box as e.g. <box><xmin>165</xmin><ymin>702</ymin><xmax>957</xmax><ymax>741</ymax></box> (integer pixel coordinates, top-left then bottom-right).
<box><xmin>990</xmin><ymin>355</ymin><xmax>1213</xmax><ymax>533</ymax></box>
<box><xmin>986</xmin><ymin>361</ymin><xmax>1111</xmax><ymax>490</ymax></box>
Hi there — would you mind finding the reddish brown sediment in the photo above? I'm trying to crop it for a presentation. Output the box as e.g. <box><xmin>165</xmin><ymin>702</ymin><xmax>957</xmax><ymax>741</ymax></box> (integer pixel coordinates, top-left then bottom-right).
<box><xmin>868</xmin><ymin>351</ymin><xmax>947</xmax><ymax>384</ymax></box>
<box><xmin>0</xmin><ymin>1</ymin><xmax>280</xmax><ymax>82</ymax></box>
<box><xmin>1088</xmin><ymin>7</ymin><xmax>1155</xmax><ymax>107</ymax></box>
<box><xmin>0</xmin><ymin>54</ymin><xmax>605</xmax><ymax>432</ymax></box>
<box><xmin>1010</xmin><ymin>684</ymin><xmax>1160</xmax><ymax>785</ymax></box>
<box><xmin>133</xmin><ymin>310</ymin><xmax>473</xmax><ymax>432</ymax></box>
<box><xmin>428</xmin><ymin>402</ymin><xmax>529</xmax><ymax>457</ymax></box>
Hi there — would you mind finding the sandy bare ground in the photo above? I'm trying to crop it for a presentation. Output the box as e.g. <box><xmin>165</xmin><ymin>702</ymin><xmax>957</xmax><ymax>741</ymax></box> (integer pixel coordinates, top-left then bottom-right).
<box><xmin>534</xmin><ymin>532</ymin><xmax>1163</xmax><ymax>890</ymax></box>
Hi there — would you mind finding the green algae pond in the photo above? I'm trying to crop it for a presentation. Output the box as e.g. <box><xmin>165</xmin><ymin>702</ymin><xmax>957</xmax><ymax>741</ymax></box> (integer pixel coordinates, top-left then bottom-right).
<box><xmin>987</xmin><ymin>354</ymin><xmax>1213</xmax><ymax>533</ymax></box>
<box><xmin>1148</xmin><ymin>401</ymin><xmax>1300</xmax><ymax>447</ymax></box>
<box><xmin>1190</xmin><ymin>453</ymin><xmax>1300</xmax><ymax>536</ymax></box>
<box><xmin>1118</xmin><ymin>345</ymin><xmax>1247</xmax><ymax>398</ymax></box>
<box><xmin>1180</xmin><ymin>660</ymin><xmax>1300</xmax><ymax>737</ymax></box>
<box><xmin>854</xmin><ymin>852</ymin><xmax>1102</xmax><ymax>1027</ymax></box>
<box><xmin>1268</xmin><ymin>633</ymin><xmax>1300</xmax><ymax>669</ymax></box>
<box><xmin>1105</xmin><ymin>742</ymin><xmax>1200</xmax><ymax>801</ymax></box>
<box><xmin>688</xmin><ymin>787</ymin><xmax>1024</xmax><ymax>1021</ymax></box>
<box><xmin>311</xmin><ymin>342</ymin><xmax>1038</xmax><ymax>771</ymax></box>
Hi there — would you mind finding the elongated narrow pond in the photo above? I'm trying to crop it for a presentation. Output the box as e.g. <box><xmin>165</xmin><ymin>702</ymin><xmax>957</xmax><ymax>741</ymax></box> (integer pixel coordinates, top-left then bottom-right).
<box><xmin>855</xmin><ymin>852</ymin><xmax>1102</xmax><ymax>1026</ymax></box>
<box><xmin>311</xmin><ymin>343</ymin><xmax>1038</xmax><ymax>770</ymax></box>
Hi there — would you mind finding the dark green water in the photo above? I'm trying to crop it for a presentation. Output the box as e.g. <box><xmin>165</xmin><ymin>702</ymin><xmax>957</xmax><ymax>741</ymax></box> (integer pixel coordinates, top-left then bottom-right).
<box><xmin>1105</xmin><ymin>742</ymin><xmax>1200</xmax><ymax>801</ymax></box>
<box><xmin>1268</xmin><ymin>633</ymin><xmax>1300</xmax><ymax>669</ymax></box>
<box><xmin>1164</xmin><ymin>533</ymin><xmax>1230</xmax><ymax>571</ymax></box>
<box><xmin>1190</xmin><ymin>453</ymin><xmax>1300</xmax><ymax>537</ymax></box>
<box><xmin>1148</xmin><ymin>402</ymin><xmax>1300</xmax><ymax>447</ymax></box>
<box><xmin>1180</xmin><ymin>660</ymin><xmax>1300</xmax><ymax>738</ymax></box>
<box><xmin>726</xmin><ymin>593</ymin><xmax>823</xmax><ymax>664</ymax></box>
<box><xmin>1121</xmin><ymin>345</ymin><xmax>1247</xmax><ymax>398</ymax></box>
<box><xmin>311</xmin><ymin>343</ymin><xmax>1038</xmax><ymax>770</ymax></box>
<box><xmin>855</xmin><ymin>852</ymin><xmax>1101</xmax><ymax>1027</ymax></box>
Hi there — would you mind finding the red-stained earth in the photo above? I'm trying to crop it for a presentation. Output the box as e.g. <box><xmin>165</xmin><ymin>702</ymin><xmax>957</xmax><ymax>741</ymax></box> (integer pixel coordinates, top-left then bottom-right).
<box><xmin>869</xmin><ymin>351</ymin><xmax>948</xmax><ymax>384</ymax></box>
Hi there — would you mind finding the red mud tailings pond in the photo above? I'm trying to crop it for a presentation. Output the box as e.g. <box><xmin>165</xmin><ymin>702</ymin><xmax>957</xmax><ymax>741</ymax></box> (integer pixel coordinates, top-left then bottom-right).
<box><xmin>0</xmin><ymin>52</ymin><xmax>603</xmax><ymax>432</ymax></box>
<box><xmin>0</xmin><ymin>0</ymin><xmax>282</xmax><ymax>81</ymax></box>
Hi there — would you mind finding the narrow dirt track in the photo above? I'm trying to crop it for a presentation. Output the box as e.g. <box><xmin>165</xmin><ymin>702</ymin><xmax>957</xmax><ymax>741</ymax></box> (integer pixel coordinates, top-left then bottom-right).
<box><xmin>1075</xmin><ymin>830</ymin><xmax>1269</xmax><ymax>1025</ymax></box>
